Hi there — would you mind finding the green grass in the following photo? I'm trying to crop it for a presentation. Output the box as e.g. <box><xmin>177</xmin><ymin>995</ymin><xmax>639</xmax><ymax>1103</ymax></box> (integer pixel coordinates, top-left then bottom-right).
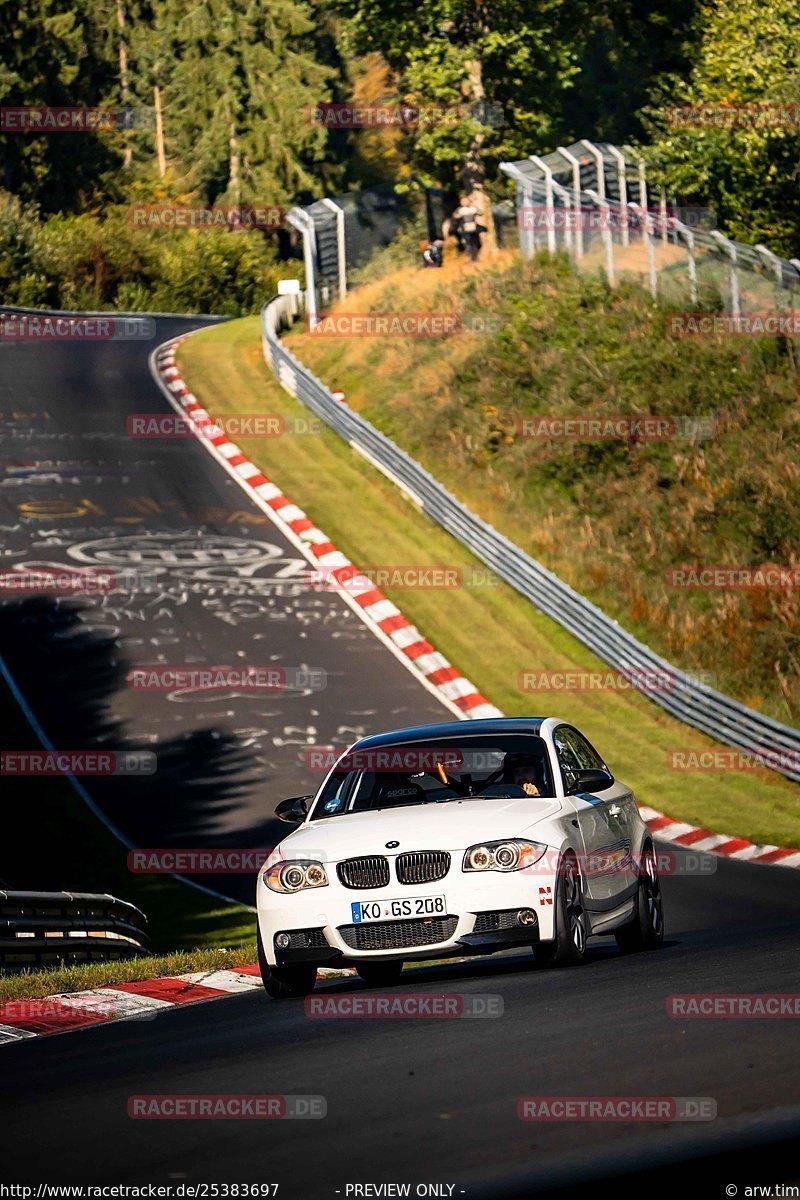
<box><xmin>1</xmin><ymin>671</ymin><xmax>255</xmax><ymax>965</ymax></box>
<box><xmin>0</xmin><ymin>946</ymin><xmax>258</xmax><ymax>1004</ymax></box>
<box><xmin>177</xmin><ymin>317</ymin><xmax>800</xmax><ymax>849</ymax></box>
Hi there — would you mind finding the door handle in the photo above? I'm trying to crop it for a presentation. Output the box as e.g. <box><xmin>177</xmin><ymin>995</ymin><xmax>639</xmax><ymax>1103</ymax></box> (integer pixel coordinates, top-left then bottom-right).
<box><xmin>609</xmin><ymin>804</ymin><xmax>622</xmax><ymax>817</ymax></box>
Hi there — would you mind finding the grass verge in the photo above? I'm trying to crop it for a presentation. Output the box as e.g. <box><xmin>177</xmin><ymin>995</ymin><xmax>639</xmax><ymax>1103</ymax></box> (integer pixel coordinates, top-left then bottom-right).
<box><xmin>177</xmin><ymin>317</ymin><xmax>800</xmax><ymax>849</ymax></box>
<box><xmin>0</xmin><ymin>946</ymin><xmax>258</xmax><ymax>1005</ymax></box>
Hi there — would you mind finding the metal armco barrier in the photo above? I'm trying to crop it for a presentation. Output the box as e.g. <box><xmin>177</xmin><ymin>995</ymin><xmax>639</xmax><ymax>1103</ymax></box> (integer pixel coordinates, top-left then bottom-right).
<box><xmin>0</xmin><ymin>890</ymin><xmax>150</xmax><ymax>971</ymax></box>
<box><xmin>262</xmin><ymin>294</ymin><xmax>800</xmax><ymax>783</ymax></box>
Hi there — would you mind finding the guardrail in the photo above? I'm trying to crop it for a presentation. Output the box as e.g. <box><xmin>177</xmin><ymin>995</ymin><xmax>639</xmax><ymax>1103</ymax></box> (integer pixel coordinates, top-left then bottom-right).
<box><xmin>262</xmin><ymin>293</ymin><xmax>800</xmax><ymax>783</ymax></box>
<box><xmin>0</xmin><ymin>891</ymin><xmax>150</xmax><ymax>972</ymax></box>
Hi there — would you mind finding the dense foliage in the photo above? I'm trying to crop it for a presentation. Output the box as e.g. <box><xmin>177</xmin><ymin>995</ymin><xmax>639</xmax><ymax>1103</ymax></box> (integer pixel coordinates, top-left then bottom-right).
<box><xmin>0</xmin><ymin>0</ymin><xmax>797</xmax><ymax>306</ymax></box>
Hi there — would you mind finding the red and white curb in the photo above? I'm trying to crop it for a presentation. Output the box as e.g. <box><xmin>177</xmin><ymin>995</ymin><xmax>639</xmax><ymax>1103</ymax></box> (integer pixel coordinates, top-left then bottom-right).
<box><xmin>150</xmin><ymin>337</ymin><xmax>500</xmax><ymax>721</ymax></box>
<box><xmin>0</xmin><ymin>964</ymin><xmax>349</xmax><ymax>1044</ymax></box>
<box><xmin>638</xmin><ymin>805</ymin><xmax>800</xmax><ymax>868</ymax></box>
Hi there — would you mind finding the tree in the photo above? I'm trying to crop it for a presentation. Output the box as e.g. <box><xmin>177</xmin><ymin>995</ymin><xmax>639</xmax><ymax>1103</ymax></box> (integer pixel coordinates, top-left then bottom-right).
<box><xmin>128</xmin><ymin>0</ymin><xmax>335</xmax><ymax>205</ymax></box>
<box><xmin>334</xmin><ymin>0</ymin><xmax>583</xmax><ymax>233</ymax></box>
<box><xmin>0</xmin><ymin>0</ymin><xmax>122</xmax><ymax>210</ymax></box>
<box><xmin>644</xmin><ymin>0</ymin><xmax>800</xmax><ymax>254</ymax></box>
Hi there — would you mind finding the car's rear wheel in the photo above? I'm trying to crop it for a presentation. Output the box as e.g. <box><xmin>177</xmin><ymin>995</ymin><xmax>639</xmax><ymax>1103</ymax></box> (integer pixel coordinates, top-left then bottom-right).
<box><xmin>258</xmin><ymin>927</ymin><xmax>317</xmax><ymax>999</ymax></box>
<box><xmin>615</xmin><ymin>843</ymin><xmax>664</xmax><ymax>953</ymax></box>
<box><xmin>355</xmin><ymin>960</ymin><xmax>404</xmax><ymax>987</ymax></box>
<box><xmin>533</xmin><ymin>852</ymin><xmax>587</xmax><ymax>967</ymax></box>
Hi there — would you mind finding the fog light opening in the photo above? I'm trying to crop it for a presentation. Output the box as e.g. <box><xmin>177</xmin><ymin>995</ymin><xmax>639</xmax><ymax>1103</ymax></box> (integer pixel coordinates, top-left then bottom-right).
<box><xmin>275</xmin><ymin>933</ymin><xmax>291</xmax><ymax>950</ymax></box>
<box><xmin>516</xmin><ymin>908</ymin><xmax>537</xmax><ymax>927</ymax></box>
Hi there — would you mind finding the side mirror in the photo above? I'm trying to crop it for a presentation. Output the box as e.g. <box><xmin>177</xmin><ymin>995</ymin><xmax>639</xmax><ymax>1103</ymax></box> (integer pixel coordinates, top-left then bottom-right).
<box><xmin>568</xmin><ymin>768</ymin><xmax>613</xmax><ymax>795</ymax></box>
<box><xmin>275</xmin><ymin>795</ymin><xmax>311</xmax><ymax>824</ymax></box>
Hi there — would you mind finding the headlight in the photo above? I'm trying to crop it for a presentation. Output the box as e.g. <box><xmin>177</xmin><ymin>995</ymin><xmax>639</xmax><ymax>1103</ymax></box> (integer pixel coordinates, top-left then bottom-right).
<box><xmin>264</xmin><ymin>860</ymin><xmax>329</xmax><ymax>893</ymax></box>
<box><xmin>462</xmin><ymin>839</ymin><xmax>547</xmax><ymax>873</ymax></box>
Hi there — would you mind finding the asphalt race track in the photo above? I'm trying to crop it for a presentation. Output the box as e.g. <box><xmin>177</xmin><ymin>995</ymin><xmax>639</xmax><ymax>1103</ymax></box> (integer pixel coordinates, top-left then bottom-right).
<box><xmin>2</xmin><ymin>851</ymin><xmax>800</xmax><ymax>1194</ymax></box>
<box><xmin>0</xmin><ymin>316</ymin><xmax>447</xmax><ymax>903</ymax></box>
<box><xmin>1</xmin><ymin>318</ymin><xmax>799</xmax><ymax>1195</ymax></box>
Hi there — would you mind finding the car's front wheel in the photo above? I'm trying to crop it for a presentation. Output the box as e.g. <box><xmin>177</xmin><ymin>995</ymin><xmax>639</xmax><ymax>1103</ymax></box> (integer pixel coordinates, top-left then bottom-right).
<box><xmin>533</xmin><ymin>851</ymin><xmax>587</xmax><ymax>967</ymax></box>
<box><xmin>355</xmin><ymin>960</ymin><xmax>404</xmax><ymax>987</ymax></box>
<box><xmin>615</xmin><ymin>843</ymin><xmax>664</xmax><ymax>953</ymax></box>
<box><xmin>258</xmin><ymin>927</ymin><xmax>317</xmax><ymax>999</ymax></box>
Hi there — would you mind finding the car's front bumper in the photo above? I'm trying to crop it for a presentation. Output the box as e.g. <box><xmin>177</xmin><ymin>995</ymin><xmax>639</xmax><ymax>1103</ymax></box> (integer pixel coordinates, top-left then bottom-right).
<box><xmin>257</xmin><ymin>866</ymin><xmax>558</xmax><ymax>967</ymax></box>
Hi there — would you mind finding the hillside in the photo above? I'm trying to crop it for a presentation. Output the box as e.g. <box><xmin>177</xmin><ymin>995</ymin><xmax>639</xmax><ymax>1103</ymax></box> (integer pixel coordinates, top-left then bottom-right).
<box><xmin>289</xmin><ymin>250</ymin><xmax>800</xmax><ymax>725</ymax></box>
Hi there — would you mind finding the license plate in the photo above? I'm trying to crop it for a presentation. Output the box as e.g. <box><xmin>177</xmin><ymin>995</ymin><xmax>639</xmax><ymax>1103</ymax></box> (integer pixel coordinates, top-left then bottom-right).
<box><xmin>351</xmin><ymin>895</ymin><xmax>446</xmax><ymax>923</ymax></box>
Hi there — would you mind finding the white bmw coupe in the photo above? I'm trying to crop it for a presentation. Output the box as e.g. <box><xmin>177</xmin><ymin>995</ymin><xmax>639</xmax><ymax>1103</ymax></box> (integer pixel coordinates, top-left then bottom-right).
<box><xmin>256</xmin><ymin>718</ymin><xmax>664</xmax><ymax>998</ymax></box>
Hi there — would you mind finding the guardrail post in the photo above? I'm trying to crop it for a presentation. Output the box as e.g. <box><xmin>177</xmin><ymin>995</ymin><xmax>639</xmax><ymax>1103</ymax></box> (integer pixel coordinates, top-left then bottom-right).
<box><xmin>789</xmin><ymin>259</ymin><xmax>800</xmax><ymax>311</ymax></box>
<box><xmin>287</xmin><ymin>208</ymin><xmax>318</xmax><ymax>326</ymax></box>
<box><xmin>755</xmin><ymin>243</ymin><xmax>784</xmax><ymax>309</ymax></box>
<box><xmin>659</xmin><ymin>190</ymin><xmax>668</xmax><ymax>245</ymax></box>
<box><xmin>551</xmin><ymin>179</ymin><xmax>573</xmax><ymax>257</ymax></box>
<box><xmin>320</xmin><ymin>197</ymin><xmax>347</xmax><ymax>299</ymax></box>
<box><xmin>579</xmin><ymin>140</ymin><xmax>606</xmax><ymax>202</ymax></box>
<box><xmin>672</xmin><ymin>219</ymin><xmax>697</xmax><ymax>305</ymax></box>
<box><xmin>501</xmin><ymin>162</ymin><xmax>536</xmax><ymax>258</ymax></box>
<box><xmin>711</xmin><ymin>230</ymin><xmax>740</xmax><ymax>318</ymax></box>
<box><xmin>556</xmin><ymin>145</ymin><xmax>584</xmax><ymax>258</ymax></box>
<box><xmin>606</xmin><ymin>145</ymin><xmax>629</xmax><ymax>246</ymax></box>
<box><xmin>630</xmin><ymin>202</ymin><xmax>657</xmax><ymax>298</ymax></box>
<box><xmin>586</xmin><ymin>189</ymin><xmax>615</xmax><ymax>285</ymax></box>
<box><xmin>529</xmin><ymin>155</ymin><xmax>556</xmax><ymax>254</ymax></box>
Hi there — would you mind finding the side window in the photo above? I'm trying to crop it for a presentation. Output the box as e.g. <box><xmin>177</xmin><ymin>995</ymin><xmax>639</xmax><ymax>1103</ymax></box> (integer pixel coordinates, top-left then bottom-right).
<box><xmin>566</xmin><ymin>728</ymin><xmax>607</xmax><ymax>773</ymax></box>
<box><xmin>554</xmin><ymin>727</ymin><xmax>610</xmax><ymax>792</ymax></box>
<box><xmin>554</xmin><ymin>727</ymin><xmax>582</xmax><ymax>791</ymax></box>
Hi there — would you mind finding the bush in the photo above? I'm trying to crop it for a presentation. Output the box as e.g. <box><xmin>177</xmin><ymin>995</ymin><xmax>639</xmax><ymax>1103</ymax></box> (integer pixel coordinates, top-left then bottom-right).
<box><xmin>0</xmin><ymin>191</ymin><xmax>297</xmax><ymax>315</ymax></box>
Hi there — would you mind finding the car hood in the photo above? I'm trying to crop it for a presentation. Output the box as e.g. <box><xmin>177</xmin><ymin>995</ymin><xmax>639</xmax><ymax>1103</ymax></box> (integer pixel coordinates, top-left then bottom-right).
<box><xmin>276</xmin><ymin>795</ymin><xmax>563</xmax><ymax>863</ymax></box>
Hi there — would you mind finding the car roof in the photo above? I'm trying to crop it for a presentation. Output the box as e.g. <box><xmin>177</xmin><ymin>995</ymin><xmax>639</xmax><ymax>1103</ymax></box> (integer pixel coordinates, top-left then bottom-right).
<box><xmin>351</xmin><ymin>718</ymin><xmax>547</xmax><ymax>750</ymax></box>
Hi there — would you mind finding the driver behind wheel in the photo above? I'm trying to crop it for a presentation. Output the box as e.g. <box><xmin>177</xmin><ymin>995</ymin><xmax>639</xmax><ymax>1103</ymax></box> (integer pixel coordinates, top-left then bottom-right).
<box><xmin>502</xmin><ymin>752</ymin><xmax>544</xmax><ymax>796</ymax></box>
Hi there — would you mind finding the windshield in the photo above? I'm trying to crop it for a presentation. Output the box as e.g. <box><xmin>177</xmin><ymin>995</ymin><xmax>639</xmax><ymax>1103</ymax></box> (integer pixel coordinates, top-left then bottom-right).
<box><xmin>310</xmin><ymin>734</ymin><xmax>554</xmax><ymax>820</ymax></box>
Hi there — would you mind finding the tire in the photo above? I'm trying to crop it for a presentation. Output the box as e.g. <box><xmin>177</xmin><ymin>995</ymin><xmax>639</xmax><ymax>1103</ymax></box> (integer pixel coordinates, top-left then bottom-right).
<box><xmin>258</xmin><ymin>927</ymin><xmax>317</xmax><ymax>999</ymax></box>
<box><xmin>533</xmin><ymin>852</ymin><xmax>587</xmax><ymax>967</ymax></box>
<box><xmin>356</xmin><ymin>960</ymin><xmax>404</xmax><ymax>987</ymax></box>
<box><xmin>615</xmin><ymin>843</ymin><xmax>665</xmax><ymax>953</ymax></box>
